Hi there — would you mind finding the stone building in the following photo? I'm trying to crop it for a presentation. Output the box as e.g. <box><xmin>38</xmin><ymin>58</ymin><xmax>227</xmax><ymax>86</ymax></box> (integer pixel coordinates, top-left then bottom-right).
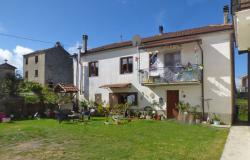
<box><xmin>23</xmin><ymin>42</ymin><xmax>73</xmax><ymax>88</ymax></box>
<box><xmin>0</xmin><ymin>60</ymin><xmax>16</xmax><ymax>79</ymax></box>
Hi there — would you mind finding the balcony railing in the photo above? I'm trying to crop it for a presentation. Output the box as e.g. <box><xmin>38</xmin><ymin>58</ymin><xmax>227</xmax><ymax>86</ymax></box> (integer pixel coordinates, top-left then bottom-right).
<box><xmin>139</xmin><ymin>64</ymin><xmax>202</xmax><ymax>85</ymax></box>
<box><xmin>232</xmin><ymin>0</ymin><xmax>250</xmax><ymax>13</ymax></box>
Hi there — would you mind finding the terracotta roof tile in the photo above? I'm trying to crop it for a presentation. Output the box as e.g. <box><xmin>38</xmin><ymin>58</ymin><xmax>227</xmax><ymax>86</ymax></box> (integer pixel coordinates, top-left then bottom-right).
<box><xmin>54</xmin><ymin>83</ymin><xmax>78</xmax><ymax>93</ymax></box>
<box><xmin>83</xmin><ymin>24</ymin><xmax>233</xmax><ymax>55</ymax></box>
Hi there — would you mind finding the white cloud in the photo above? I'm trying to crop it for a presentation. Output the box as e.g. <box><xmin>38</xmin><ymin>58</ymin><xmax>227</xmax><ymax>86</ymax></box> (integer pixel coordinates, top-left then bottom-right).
<box><xmin>0</xmin><ymin>45</ymin><xmax>33</xmax><ymax>75</ymax></box>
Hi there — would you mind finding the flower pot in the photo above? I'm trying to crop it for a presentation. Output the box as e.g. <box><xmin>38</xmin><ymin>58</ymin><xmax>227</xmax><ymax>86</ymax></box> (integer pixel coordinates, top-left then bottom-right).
<box><xmin>177</xmin><ymin>113</ymin><xmax>183</xmax><ymax>121</ymax></box>
<box><xmin>172</xmin><ymin>108</ymin><xmax>179</xmax><ymax>119</ymax></box>
<box><xmin>195</xmin><ymin>119</ymin><xmax>201</xmax><ymax>124</ymax></box>
<box><xmin>146</xmin><ymin>115</ymin><xmax>151</xmax><ymax>120</ymax></box>
<box><xmin>213</xmin><ymin>120</ymin><xmax>220</xmax><ymax>125</ymax></box>
<box><xmin>183</xmin><ymin>112</ymin><xmax>188</xmax><ymax>123</ymax></box>
<box><xmin>188</xmin><ymin>114</ymin><xmax>194</xmax><ymax>124</ymax></box>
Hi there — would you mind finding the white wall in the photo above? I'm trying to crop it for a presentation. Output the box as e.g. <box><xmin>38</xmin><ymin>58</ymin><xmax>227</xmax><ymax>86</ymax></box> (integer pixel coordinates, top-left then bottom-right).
<box><xmin>78</xmin><ymin>30</ymin><xmax>233</xmax><ymax>124</ymax></box>
<box><xmin>202</xmin><ymin>32</ymin><xmax>232</xmax><ymax>123</ymax></box>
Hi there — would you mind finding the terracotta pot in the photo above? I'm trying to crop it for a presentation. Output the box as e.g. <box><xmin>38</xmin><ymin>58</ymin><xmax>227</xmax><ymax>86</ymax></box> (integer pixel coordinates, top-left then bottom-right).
<box><xmin>172</xmin><ymin>108</ymin><xmax>179</xmax><ymax>119</ymax></box>
<box><xmin>183</xmin><ymin>112</ymin><xmax>188</xmax><ymax>123</ymax></box>
<box><xmin>177</xmin><ymin>112</ymin><xmax>183</xmax><ymax>121</ymax></box>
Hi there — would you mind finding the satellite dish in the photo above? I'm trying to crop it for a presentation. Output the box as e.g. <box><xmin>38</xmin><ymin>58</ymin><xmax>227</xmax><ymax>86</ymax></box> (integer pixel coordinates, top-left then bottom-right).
<box><xmin>132</xmin><ymin>35</ymin><xmax>142</xmax><ymax>47</ymax></box>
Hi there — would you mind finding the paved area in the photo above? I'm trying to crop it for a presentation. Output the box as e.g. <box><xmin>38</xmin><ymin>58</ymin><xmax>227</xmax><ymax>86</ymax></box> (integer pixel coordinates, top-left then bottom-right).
<box><xmin>221</xmin><ymin>126</ymin><xmax>250</xmax><ymax>160</ymax></box>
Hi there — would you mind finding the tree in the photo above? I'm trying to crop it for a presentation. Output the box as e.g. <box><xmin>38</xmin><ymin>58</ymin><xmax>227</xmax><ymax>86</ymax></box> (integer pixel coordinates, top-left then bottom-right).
<box><xmin>0</xmin><ymin>73</ymin><xmax>22</xmax><ymax>98</ymax></box>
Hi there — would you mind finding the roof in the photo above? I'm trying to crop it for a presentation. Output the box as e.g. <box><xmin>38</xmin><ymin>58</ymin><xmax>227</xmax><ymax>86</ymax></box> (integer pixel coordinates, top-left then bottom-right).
<box><xmin>23</xmin><ymin>44</ymin><xmax>70</xmax><ymax>57</ymax></box>
<box><xmin>0</xmin><ymin>63</ymin><xmax>17</xmax><ymax>70</ymax></box>
<box><xmin>100</xmin><ymin>83</ymin><xmax>132</xmax><ymax>89</ymax></box>
<box><xmin>54</xmin><ymin>83</ymin><xmax>79</xmax><ymax>93</ymax></box>
<box><xmin>139</xmin><ymin>36</ymin><xmax>201</xmax><ymax>49</ymax></box>
<box><xmin>82</xmin><ymin>24</ymin><xmax>233</xmax><ymax>55</ymax></box>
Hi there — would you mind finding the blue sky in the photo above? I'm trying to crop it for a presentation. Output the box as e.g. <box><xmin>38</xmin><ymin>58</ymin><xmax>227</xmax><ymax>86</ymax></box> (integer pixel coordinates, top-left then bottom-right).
<box><xmin>0</xmin><ymin>0</ymin><xmax>247</xmax><ymax>84</ymax></box>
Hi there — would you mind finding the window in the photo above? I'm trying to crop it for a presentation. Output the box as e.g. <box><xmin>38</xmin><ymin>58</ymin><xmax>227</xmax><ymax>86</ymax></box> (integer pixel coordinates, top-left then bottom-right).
<box><xmin>25</xmin><ymin>57</ymin><xmax>28</xmax><ymax>65</ymax></box>
<box><xmin>120</xmin><ymin>56</ymin><xmax>133</xmax><ymax>74</ymax></box>
<box><xmin>35</xmin><ymin>56</ymin><xmax>38</xmax><ymax>63</ymax></box>
<box><xmin>25</xmin><ymin>71</ymin><xmax>28</xmax><ymax>79</ymax></box>
<box><xmin>35</xmin><ymin>70</ymin><xmax>38</xmax><ymax>77</ymax></box>
<box><xmin>48</xmin><ymin>82</ymin><xmax>54</xmax><ymax>89</ymax></box>
<box><xmin>89</xmin><ymin>61</ymin><xmax>98</xmax><ymax>77</ymax></box>
<box><xmin>164</xmin><ymin>52</ymin><xmax>181</xmax><ymax>67</ymax></box>
<box><xmin>149</xmin><ymin>53</ymin><xmax>158</xmax><ymax>69</ymax></box>
<box><xmin>95</xmin><ymin>94</ymin><xmax>102</xmax><ymax>104</ymax></box>
<box><xmin>113</xmin><ymin>93</ymin><xmax>138</xmax><ymax>106</ymax></box>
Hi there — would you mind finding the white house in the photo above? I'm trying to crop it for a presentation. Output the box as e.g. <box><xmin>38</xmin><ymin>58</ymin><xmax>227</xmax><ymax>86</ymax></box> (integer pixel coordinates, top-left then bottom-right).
<box><xmin>74</xmin><ymin>21</ymin><xmax>235</xmax><ymax>124</ymax></box>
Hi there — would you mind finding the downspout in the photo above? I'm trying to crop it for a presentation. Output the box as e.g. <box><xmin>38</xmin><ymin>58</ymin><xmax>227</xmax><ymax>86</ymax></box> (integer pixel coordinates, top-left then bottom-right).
<box><xmin>197</xmin><ymin>41</ymin><xmax>205</xmax><ymax>121</ymax></box>
<box><xmin>230</xmin><ymin>33</ymin><xmax>236</xmax><ymax>124</ymax></box>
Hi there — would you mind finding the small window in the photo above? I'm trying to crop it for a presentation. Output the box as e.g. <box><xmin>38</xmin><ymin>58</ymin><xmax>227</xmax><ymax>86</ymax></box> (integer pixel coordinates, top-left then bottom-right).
<box><xmin>149</xmin><ymin>53</ymin><xmax>158</xmax><ymax>69</ymax></box>
<box><xmin>120</xmin><ymin>56</ymin><xmax>133</xmax><ymax>74</ymax></box>
<box><xmin>25</xmin><ymin>58</ymin><xmax>28</xmax><ymax>65</ymax></box>
<box><xmin>164</xmin><ymin>52</ymin><xmax>181</xmax><ymax>67</ymax></box>
<box><xmin>25</xmin><ymin>71</ymin><xmax>28</xmax><ymax>79</ymax></box>
<box><xmin>35</xmin><ymin>70</ymin><xmax>38</xmax><ymax>77</ymax></box>
<box><xmin>35</xmin><ymin>56</ymin><xmax>38</xmax><ymax>63</ymax></box>
<box><xmin>48</xmin><ymin>82</ymin><xmax>54</xmax><ymax>89</ymax></box>
<box><xmin>89</xmin><ymin>61</ymin><xmax>98</xmax><ymax>77</ymax></box>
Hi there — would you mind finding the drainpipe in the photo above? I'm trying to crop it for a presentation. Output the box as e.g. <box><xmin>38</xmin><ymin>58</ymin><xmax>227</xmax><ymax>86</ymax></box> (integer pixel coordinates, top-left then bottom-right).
<box><xmin>197</xmin><ymin>41</ymin><xmax>205</xmax><ymax>121</ymax></box>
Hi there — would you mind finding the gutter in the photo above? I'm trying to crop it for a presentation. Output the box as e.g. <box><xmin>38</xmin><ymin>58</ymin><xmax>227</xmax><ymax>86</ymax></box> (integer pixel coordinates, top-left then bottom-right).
<box><xmin>197</xmin><ymin>41</ymin><xmax>205</xmax><ymax>121</ymax></box>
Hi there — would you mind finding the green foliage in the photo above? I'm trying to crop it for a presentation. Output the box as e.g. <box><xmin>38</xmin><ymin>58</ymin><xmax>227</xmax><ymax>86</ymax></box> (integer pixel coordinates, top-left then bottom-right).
<box><xmin>0</xmin><ymin>73</ymin><xmax>22</xmax><ymax>98</ymax></box>
<box><xmin>80</xmin><ymin>100</ymin><xmax>89</xmax><ymax>109</ymax></box>
<box><xmin>19</xmin><ymin>82</ymin><xmax>58</xmax><ymax>104</ymax></box>
<box><xmin>213</xmin><ymin>113</ymin><xmax>221</xmax><ymax>121</ymax></box>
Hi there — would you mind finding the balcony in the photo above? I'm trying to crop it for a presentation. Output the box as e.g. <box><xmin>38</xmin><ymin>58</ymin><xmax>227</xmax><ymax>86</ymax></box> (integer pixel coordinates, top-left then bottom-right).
<box><xmin>232</xmin><ymin>0</ymin><xmax>250</xmax><ymax>13</ymax></box>
<box><xmin>139</xmin><ymin>64</ymin><xmax>202</xmax><ymax>86</ymax></box>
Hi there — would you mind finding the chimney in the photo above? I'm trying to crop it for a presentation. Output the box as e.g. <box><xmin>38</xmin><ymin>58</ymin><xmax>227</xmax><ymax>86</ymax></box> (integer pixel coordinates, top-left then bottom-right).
<box><xmin>55</xmin><ymin>41</ymin><xmax>61</xmax><ymax>47</ymax></box>
<box><xmin>82</xmin><ymin>35</ymin><xmax>88</xmax><ymax>53</ymax></box>
<box><xmin>159</xmin><ymin>25</ymin><xmax>164</xmax><ymax>35</ymax></box>
<box><xmin>223</xmin><ymin>5</ymin><xmax>229</xmax><ymax>24</ymax></box>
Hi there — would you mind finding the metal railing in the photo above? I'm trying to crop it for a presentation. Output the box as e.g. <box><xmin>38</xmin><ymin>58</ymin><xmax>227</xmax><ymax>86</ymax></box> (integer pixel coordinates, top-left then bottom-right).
<box><xmin>139</xmin><ymin>64</ymin><xmax>202</xmax><ymax>85</ymax></box>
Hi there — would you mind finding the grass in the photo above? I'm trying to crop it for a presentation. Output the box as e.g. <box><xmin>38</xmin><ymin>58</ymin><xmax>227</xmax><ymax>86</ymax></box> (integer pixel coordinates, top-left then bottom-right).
<box><xmin>0</xmin><ymin>118</ymin><xmax>228</xmax><ymax>160</ymax></box>
<box><xmin>236</xmin><ymin>98</ymin><xmax>248</xmax><ymax>121</ymax></box>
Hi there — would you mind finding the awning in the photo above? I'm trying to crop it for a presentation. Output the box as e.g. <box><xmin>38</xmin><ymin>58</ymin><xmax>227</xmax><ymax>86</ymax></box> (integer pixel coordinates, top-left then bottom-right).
<box><xmin>54</xmin><ymin>83</ymin><xmax>79</xmax><ymax>93</ymax></box>
<box><xmin>139</xmin><ymin>37</ymin><xmax>202</xmax><ymax>49</ymax></box>
<box><xmin>100</xmin><ymin>83</ymin><xmax>131</xmax><ymax>89</ymax></box>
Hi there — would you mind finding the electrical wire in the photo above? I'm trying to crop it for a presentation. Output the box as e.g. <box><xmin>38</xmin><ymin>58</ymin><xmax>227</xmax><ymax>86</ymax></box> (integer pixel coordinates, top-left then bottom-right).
<box><xmin>0</xmin><ymin>32</ymin><xmax>72</xmax><ymax>46</ymax></box>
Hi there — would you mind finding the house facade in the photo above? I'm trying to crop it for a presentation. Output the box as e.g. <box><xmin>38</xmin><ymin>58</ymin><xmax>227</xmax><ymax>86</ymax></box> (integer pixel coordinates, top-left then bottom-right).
<box><xmin>0</xmin><ymin>60</ymin><xmax>16</xmax><ymax>79</ymax></box>
<box><xmin>75</xmin><ymin>23</ymin><xmax>234</xmax><ymax>124</ymax></box>
<box><xmin>240</xmin><ymin>75</ymin><xmax>248</xmax><ymax>92</ymax></box>
<box><xmin>23</xmin><ymin>42</ymin><xmax>73</xmax><ymax>87</ymax></box>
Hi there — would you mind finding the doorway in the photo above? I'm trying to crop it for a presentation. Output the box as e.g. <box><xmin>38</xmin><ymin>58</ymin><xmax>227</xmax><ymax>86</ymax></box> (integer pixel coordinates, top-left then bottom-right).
<box><xmin>167</xmin><ymin>90</ymin><xmax>179</xmax><ymax>118</ymax></box>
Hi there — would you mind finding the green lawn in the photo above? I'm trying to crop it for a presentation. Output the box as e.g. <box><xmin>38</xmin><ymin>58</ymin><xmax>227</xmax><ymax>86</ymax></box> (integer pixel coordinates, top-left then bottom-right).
<box><xmin>0</xmin><ymin>119</ymin><xmax>228</xmax><ymax>160</ymax></box>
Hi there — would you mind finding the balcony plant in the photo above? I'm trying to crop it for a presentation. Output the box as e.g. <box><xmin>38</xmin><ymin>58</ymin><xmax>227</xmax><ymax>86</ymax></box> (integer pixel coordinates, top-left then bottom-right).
<box><xmin>213</xmin><ymin>113</ymin><xmax>221</xmax><ymax>125</ymax></box>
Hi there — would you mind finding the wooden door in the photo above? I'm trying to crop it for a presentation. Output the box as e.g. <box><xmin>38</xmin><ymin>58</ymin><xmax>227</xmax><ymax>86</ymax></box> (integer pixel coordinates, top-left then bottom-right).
<box><xmin>167</xmin><ymin>90</ymin><xmax>179</xmax><ymax>118</ymax></box>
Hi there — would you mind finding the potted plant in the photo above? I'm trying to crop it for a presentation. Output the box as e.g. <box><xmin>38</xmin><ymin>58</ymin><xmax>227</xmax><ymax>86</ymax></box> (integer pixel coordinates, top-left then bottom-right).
<box><xmin>176</xmin><ymin>102</ymin><xmax>183</xmax><ymax>121</ymax></box>
<box><xmin>195</xmin><ymin>113</ymin><xmax>201</xmax><ymax>124</ymax></box>
<box><xmin>183</xmin><ymin>103</ymin><xmax>190</xmax><ymax>123</ymax></box>
<box><xmin>213</xmin><ymin>113</ymin><xmax>221</xmax><ymax>125</ymax></box>
<box><xmin>188</xmin><ymin>106</ymin><xmax>196</xmax><ymax>124</ymax></box>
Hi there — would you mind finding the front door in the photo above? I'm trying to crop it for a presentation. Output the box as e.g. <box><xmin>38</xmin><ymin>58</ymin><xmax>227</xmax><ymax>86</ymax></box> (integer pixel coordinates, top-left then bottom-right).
<box><xmin>167</xmin><ymin>90</ymin><xmax>179</xmax><ymax>118</ymax></box>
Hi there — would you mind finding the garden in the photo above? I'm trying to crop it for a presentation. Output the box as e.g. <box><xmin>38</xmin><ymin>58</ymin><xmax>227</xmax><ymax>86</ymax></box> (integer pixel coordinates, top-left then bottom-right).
<box><xmin>0</xmin><ymin>118</ymin><xmax>228</xmax><ymax>160</ymax></box>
